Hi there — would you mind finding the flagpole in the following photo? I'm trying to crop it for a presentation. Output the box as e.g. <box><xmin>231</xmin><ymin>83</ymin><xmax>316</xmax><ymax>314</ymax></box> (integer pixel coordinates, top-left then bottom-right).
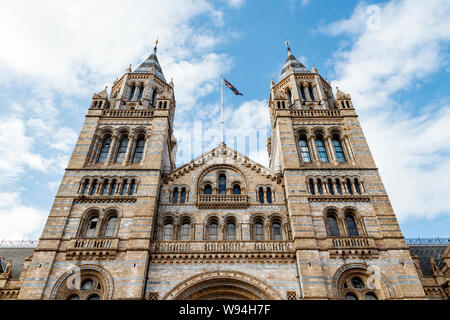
<box><xmin>220</xmin><ymin>75</ymin><xmax>224</xmax><ymax>143</ymax></box>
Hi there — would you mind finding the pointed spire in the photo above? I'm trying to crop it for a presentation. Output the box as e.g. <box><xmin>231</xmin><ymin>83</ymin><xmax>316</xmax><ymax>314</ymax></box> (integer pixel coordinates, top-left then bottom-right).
<box><xmin>134</xmin><ymin>38</ymin><xmax>166</xmax><ymax>81</ymax></box>
<box><xmin>312</xmin><ymin>65</ymin><xmax>318</xmax><ymax>73</ymax></box>
<box><xmin>279</xmin><ymin>41</ymin><xmax>310</xmax><ymax>81</ymax></box>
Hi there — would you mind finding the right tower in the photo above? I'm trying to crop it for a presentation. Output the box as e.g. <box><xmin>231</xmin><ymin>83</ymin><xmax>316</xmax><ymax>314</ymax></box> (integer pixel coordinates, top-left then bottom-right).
<box><xmin>268</xmin><ymin>44</ymin><xmax>426</xmax><ymax>299</ymax></box>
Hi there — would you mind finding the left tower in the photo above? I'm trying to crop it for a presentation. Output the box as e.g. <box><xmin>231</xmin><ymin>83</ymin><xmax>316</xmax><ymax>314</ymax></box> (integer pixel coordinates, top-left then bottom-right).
<box><xmin>18</xmin><ymin>44</ymin><xmax>177</xmax><ymax>300</ymax></box>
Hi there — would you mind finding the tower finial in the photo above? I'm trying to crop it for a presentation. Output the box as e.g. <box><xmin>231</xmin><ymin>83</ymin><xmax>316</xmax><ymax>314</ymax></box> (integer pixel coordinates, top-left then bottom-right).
<box><xmin>154</xmin><ymin>37</ymin><xmax>159</xmax><ymax>54</ymax></box>
<box><xmin>285</xmin><ymin>40</ymin><xmax>291</xmax><ymax>53</ymax></box>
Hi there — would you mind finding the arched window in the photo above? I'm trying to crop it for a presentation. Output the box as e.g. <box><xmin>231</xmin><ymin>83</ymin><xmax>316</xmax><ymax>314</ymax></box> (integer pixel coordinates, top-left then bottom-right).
<box><xmin>299</xmin><ymin>135</ymin><xmax>311</xmax><ymax>162</ymax></box>
<box><xmin>98</xmin><ymin>136</ymin><xmax>111</xmax><ymax>163</ymax></box>
<box><xmin>129</xmin><ymin>84</ymin><xmax>136</xmax><ymax>100</ymax></box>
<box><xmin>327</xmin><ymin>179</ymin><xmax>334</xmax><ymax>195</ymax></box>
<box><xmin>327</xmin><ymin>214</ymin><xmax>340</xmax><ymax>236</ymax></box>
<box><xmin>151</xmin><ymin>88</ymin><xmax>157</xmax><ymax>106</ymax></box>
<box><xmin>286</xmin><ymin>88</ymin><xmax>292</xmax><ymax>106</ymax></box>
<box><xmin>89</xmin><ymin>180</ymin><xmax>98</xmax><ymax>195</ymax></box>
<box><xmin>254</xmin><ymin>221</ymin><xmax>264</xmax><ymax>241</ymax></box>
<box><xmin>163</xmin><ymin>222</ymin><xmax>173</xmax><ymax>241</ymax></box>
<box><xmin>180</xmin><ymin>188</ymin><xmax>186</xmax><ymax>204</ymax></box>
<box><xmin>354</xmin><ymin>179</ymin><xmax>361</xmax><ymax>195</ymax></box>
<box><xmin>332</xmin><ymin>135</ymin><xmax>346</xmax><ymax>163</ymax></box>
<box><xmin>218</xmin><ymin>174</ymin><xmax>226</xmax><ymax>194</ymax></box>
<box><xmin>129</xmin><ymin>179</ymin><xmax>136</xmax><ymax>195</ymax></box>
<box><xmin>172</xmin><ymin>188</ymin><xmax>178</xmax><ymax>204</ymax></box>
<box><xmin>266</xmin><ymin>188</ymin><xmax>272</xmax><ymax>204</ymax></box>
<box><xmin>308</xmin><ymin>85</ymin><xmax>315</xmax><ymax>101</ymax></box>
<box><xmin>120</xmin><ymin>180</ymin><xmax>128</xmax><ymax>195</ymax></box>
<box><xmin>300</xmin><ymin>84</ymin><xmax>306</xmax><ymax>100</ymax></box>
<box><xmin>82</xmin><ymin>180</ymin><xmax>90</xmax><ymax>195</ymax></box>
<box><xmin>101</xmin><ymin>180</ymin><xmax>109</xmax><ymax>195</ymax></box>
<box><xmin>204</xmin><ymin>184</ymin><xmax>212</xmax><ymax>195</ymax></box>
<box><xmin>115</xmin><ymin>136</ymin><xmax>128</xmax><ymax>163</ymax></box>
<box><xmin>180</xmin><ymin>222</ymin><xmax>190</xmax><ymax>241</ymax></box>
<box><xmin>84</xmin><ymin>215</ymin><xmax>98</xmax><ymax>238</ymax></box>
<box><xmin>317</xmin><ymin>179</ymin><xmax>323</xmax><ymax>195</ymax></box>
<box><xmin>345</xmin><ymin>214</ymin><xmax>359</xmax><ymax>236</ymax></box>
<box><xmin>232</xmin><ymin>184</ymin><xmax>241</xmax><ymax>195</ymax></box>
<box><xmin>309</xmin><ymin>179</ymin><xmax>315</xmax><ymax>195</ymax></box>
<box><xmin>133</xmin><ymin>136</ymin><xmax>145</xmax><ymax>163</ymax></box>
<box><xmin>272</xmin><ymin>222</ymin><xmax>282</xmax><ymax>240</ymax></box>
<box><xmin>315</xmin><ymin>135</ymin><xmax>329</xmax><ymax>162</ymax></box>
<box><xmin>104</xmin><ymin>215</ymin><xmax>117</xmax><ymax>238</ymax></box>
<box><xmin>226</xmin><ymin>221</ymin><xmax>236</xmax><ymax>240</ymax></box>
<box><xmin>208</xmin><ymin>222</ymin><xmax>218</xmax><ymax>240</ymax></box>
<box><xmin>258</xmin><ymin>187</ymin><xmax>264</xmax><ymax>203</ymax></box>
<box><xmin>344</xmin><ymin>293</ymin><xmax>358</xmax><ymax>300</ymax></box>
<box><xmin>340</xmin><ymin>273</ymin><xmax>379</xmax><ymax>300</ymax></box>
<box><xmin>365</xmin><ymin>293</ymin><xmax>378</xmax><ymax>300</ymax></box>
<box><xmin>346</xmin><ymin>178</ymin><xmax>353</xmax><ymax>195</ymax></box>
<box><xmin>109</xmin><ymin>180</ymin><xmax>117</xmax><ymax>195</ymax></box>
<box><xmin>137</xmin><ymin>85</ymin><xmax>144</xmax><ymax>100</ymax></box>
<box><xmin>335</xmin><ymin>179</ymin><xmax>342</xmax><ymax>195</ymax></box>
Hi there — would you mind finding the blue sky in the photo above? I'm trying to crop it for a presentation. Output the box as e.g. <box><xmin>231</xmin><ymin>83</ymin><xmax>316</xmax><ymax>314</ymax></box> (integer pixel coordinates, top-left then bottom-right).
<box><xmin>0</xmin><ymin>0</ymin><xmax>449</xmax><ymax>239</ymax></box>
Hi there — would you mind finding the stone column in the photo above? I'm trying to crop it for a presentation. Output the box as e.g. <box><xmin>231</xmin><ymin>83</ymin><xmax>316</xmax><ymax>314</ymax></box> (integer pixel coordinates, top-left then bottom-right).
<box><xmin>106</xmin><ymin>134</ymin><xmax>118</xmax><ymax>165</ymax></box>
<box><xmin>326</xmin><ymin>135</ymin><xmax>337</xmax><ymax>164</ymax></box>
<box><xmin>124</xmin><ymin>134</ymin><xmax>135</xmax><ymax>165</ymax></box>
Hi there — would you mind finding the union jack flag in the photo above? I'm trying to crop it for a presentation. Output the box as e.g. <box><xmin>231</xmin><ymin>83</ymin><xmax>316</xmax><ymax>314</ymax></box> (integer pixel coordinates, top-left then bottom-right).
<box><xmin>224</xmin><ymin>78</ymin><xmax>243</xmax><ymax>96</ymax></box>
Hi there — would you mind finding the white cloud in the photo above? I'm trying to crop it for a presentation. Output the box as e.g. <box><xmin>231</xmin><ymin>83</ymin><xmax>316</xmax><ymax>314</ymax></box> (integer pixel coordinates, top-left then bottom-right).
<box><xmin>224</xmin><ymin>0</ymin><xmax>245</xmax><ymax>8</ymax></box>
<box><xmin>0</xmin><ymin>193</ymin><xmax>47</xmax><ymax>239</ymax></box>
<box><xmin>324</xmin><ymin>0</ymin><xmax>450</xmax><ymax>221</ymax></box>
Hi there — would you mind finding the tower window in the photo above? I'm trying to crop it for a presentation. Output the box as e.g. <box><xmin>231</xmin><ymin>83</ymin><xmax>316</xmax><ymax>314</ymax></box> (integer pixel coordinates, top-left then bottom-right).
<box><xmin>300</xmin><ymin>84</ymin><xmax>306</xmax><ymax>100</ymax></box>
<box><xmin>180</xmin><ymin>188</ymin><xmax>186</xmax><ymax>204</ymax></box>
<box><xmin>129</xmin><ymin>179</ymin><xmax>136</xmax><ymax>195</ymax></box>
<box><xmin>308</xmin><ymin>85</ymin><xmax>315</xmax><ymax>101</ymax></box>
<box><xmin>204</xmin><ymin>184</ymin><xmax>212</xmax><ymax>195</ymax></box>
<box><xmin>227</xmin><ymin>222</ymin><xmax>236</xmax><ymax>240</ymax></box>
<box><xmin>104</xmin><ymin>215</ymin><xmax>117</xmax><ymax>238</ymax></box>
<box><xmin>309</xmin><ymin>179</ymin><xmax>315</xmax><ymax>195</ymax></box>
<box><xmin>101</xmin><ymin>180</ymin><xmax>109</xmax><ymax>195</ymax></box>
<box><xmin>209</xmin><ymin>222</ymin><xmax>218</xmax><ymax>240</ymax></box>
<box><xmin>346</xmin><ymin>178</ymin><xmax>353</xmax><ymax>195</ymax></box>
<box><xmin>109</xmin><ymin>180</ymin><xmax>117</xmax><ymax>195</ymax></box>
<box><xmin>327</xmin><ymin>179</ymin><xmax>334</xmax><ymax>195</ymax></box>
<box><xmin>317</xmin><ymin>179</ymin><xmax>323</xmax><ymax>195</ymax></box>
<box><xmin>133</xmin><ymin>136</ymin><xmax>145</xmax><ymax>163</ymax></box>
<box><xmin>151</xmin><ymin>88</ymin><xmax>157</xmax><ymax>106</ymax></box>
<box><xmin>345</xmin><ymin>214</ymin><xmax>359</xmax><ymax>236</ymax></box>
<box><xmin>97</xmin><ymin>136</ymin><xmax>111</xmax><ymax>163</ymax></box>
<box><xmin>327</xmin><ymin>214</ymin><xmax>340</xmax><ymax>236</ymax></box>
<box><xmin>172</xmin><ymin>188</ymin><xmax>178</xmax><ymax>204</ymax></box>
<box><xmin>137</xmin><ymin>85</ymin><xmax>144</xmax><ymax>100</ymax></box>
<box><xmin>299</xmin><ymin>135</ymin><xmax>311</xmax><ymax>162</ymax></box>
<box><xmin>218</xmin><ymin>174</ymin><xmax>226</xmax><ymax>194</ymax></box>
<box><xmin>115</xmin><ymin>136</ymin><xmax>129</xmax><ymax>163</ymax></box>
<box><xmin>129</xmin><ymin>84</ymin><xmax>136</xmax><ymax>100</ymax></box>
<box><xmin>315</xmin><ymin>135</ymin><xmax>329</xmax><ymax>162</ymax></box>
<box><xmin>266</xmin><ymin>188</ymin><xmax>272</xmax><ymax>204</ymax></box>
<box><xmin>120</xmin><ymin>180</ymin><xmax>128</xmax><ymax>195</ymax></box>
<box><xmin>335</xmin><ymin>179</ymin><xmax>342</xmax><ymax>195</ymax></box>
<box><xmin>180</xmin><ymin>222</ymin><xmax>190</xmax><ymax>241</ymax></box>
<box><xmin>85</xmin><ymin>215</ymin><xmax>98</xmax><ymax>238</ymax></box>
<box><xmin>332</xmin><ymin>135</ymin><xmax>346</xmax><ymax>163</ymax></box>
<box><xmin>82</xmin><ymin>180</ymin><xmax>89</xmax><ymax>195</ymax></box>
<box><xmin>89</xmin><ymin>180</ymin><xmax>98</xmax><ymax>195</ymax></box>
<box><xmin>354</xmin><ymin>179</ymin><xmax>361</xmax><ymax>195</ymax></box>
<box><xmin>254</xmin><ymin>221</ymin><xmax>264</xmax><ymax>241</ymax></box>
<box><xmin>163</xmin><ymin>222</ymin><xmax>173</xmax><ymax>241</ymax></box>
<box><xmin>233</xmin><ymin>184</ymin><xmax>241</xmax><ymax>195</ymax></box>
<box><xmin>286</xmin><ymin>88</ymin><xmax>292</xmax><ymax>106</ymax></box>
<box><xmin>258</xmin><ymin>187</ymin><xmax>264</xmax><ymax>203</ymax></box>
<box><xmin>272</xmin><ymin>222</ymin><xmax>282</xmax><ymax>240</ymax></box>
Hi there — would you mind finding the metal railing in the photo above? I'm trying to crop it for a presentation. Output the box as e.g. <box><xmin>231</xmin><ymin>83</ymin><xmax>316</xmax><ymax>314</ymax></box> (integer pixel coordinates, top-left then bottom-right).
<box><xmin>405</xmin><ymin>238</ymin><xmax>450</xmax><ymax>245</ymax></box>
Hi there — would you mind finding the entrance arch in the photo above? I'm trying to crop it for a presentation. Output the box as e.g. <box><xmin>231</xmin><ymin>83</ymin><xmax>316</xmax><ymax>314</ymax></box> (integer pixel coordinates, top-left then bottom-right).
<box><xmin>163</xmin><ymin>271</ymin><xmax>282</xmax><ymax>300</ymax></box>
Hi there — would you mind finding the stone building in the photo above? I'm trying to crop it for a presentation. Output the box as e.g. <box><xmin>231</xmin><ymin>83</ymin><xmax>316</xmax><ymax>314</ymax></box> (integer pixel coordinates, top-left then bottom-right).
<box><xmin>1</xmin><ymin>44</ymin><xmax>448</xmax><ymax>300</ymax></box>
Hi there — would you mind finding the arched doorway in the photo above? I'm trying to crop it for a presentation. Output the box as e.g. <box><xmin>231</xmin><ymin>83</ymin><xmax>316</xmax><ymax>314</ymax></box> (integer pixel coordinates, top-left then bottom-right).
<box><xmin>163</xmin><ymin>271</ymin><xmax>281</xmax><ymax>300</ymax></box>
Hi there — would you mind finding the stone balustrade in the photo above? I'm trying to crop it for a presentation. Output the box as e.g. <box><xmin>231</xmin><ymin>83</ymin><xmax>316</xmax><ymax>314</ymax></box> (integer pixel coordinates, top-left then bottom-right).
<box><xmin>196</xmin><ymin>194</ymin><xmax>249</xmax><ymax>209</ymax></box>
<box><xmin>290</xmin><ymin>109</ymin><xmax>341</xmax><ymax>118</ymax></box>
<box><xmin>152</xmin><ymin>241</ymin><xmax>294</xmax><ymax>253</ymax></box>
<box><xmin>102</xmin><ymin>109</ymin><xmax>154</xmax><ymax>118</ymax></box>
<box><xmin>66</xmin><ymin>238</ymin><xmax>120</xmax><ymax>260</ymax></box>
